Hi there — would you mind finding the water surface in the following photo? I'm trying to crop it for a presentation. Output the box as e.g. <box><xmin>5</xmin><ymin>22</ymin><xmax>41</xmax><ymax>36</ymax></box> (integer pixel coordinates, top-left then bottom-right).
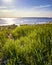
<box><xmin>0</xmin><ymin>17</ymin><xmax>52</xmax><ymax>26</ymax></box>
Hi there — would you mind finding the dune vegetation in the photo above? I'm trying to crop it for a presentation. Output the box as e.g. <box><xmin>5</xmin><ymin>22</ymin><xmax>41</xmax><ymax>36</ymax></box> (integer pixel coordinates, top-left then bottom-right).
<box><xmin>0</xmin><ymin>24</ymin><xmax>52</xmax><ymax>65</ymax></box>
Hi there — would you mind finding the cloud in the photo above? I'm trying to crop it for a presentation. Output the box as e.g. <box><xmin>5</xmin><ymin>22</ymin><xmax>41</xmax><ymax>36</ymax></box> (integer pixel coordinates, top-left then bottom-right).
<box><xmin>32</xmin><ymin>5</ymin><xmax>51</xmax><ymax>9</ymax></box>
<box><xmin>2</xmin><ymin>0</ymin><xmax>13</xmax><ymax>3</ymax></box>
<box><xmin>30</xmin><ymin>5</ymin><xmax>51</xmax><ymax>11</ymax></box>
<box><xmin>0</xmin><ymin>4</ymin><xmax>52</xmax><ymax>17</ymax></box>
<box><xmin>0</xmin><ymin>5</ymin><xmax>16</xmax><ymax>10</ymax></box>
<box><xmin>0</xmin><ymin>8</ymin><xmax>52</xmax><ymax>17</ymax></box>
<box><xmin>0</xmin><ymin>0</ymin><xmax>15</xmax><ymax>10</ymax></box>
<box><xmin>0</xmin><ymin>6</ymin><xmax>7</xmax><ymax>9</ymax></box>
<box><xmin>2</xmin><ymin>0</ymin><xmax>14</xmax><ymax>8</ymax></box>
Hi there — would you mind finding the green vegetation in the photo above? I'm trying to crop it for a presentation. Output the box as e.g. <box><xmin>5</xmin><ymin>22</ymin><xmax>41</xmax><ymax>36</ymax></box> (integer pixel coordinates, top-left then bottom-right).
<box><xmin>0</xmin><ymin>24</ymin><xmax>52</xmax><ymax>65</ymax></box>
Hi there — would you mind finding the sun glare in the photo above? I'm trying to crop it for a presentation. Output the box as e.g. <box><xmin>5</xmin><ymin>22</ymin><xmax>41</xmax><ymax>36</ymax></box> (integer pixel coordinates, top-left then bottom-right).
<box><xmin>2</xmin><ymin>18</ymin><xmax>15</xmax><ymax>25</ymax></box>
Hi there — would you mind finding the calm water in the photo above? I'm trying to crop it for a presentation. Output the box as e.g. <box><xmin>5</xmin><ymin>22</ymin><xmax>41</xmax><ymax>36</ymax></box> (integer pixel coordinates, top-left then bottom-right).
<box><xmin>0</xmin><ymin>17</ymin><xmax>52</xmax><ymax>26</ymax></box>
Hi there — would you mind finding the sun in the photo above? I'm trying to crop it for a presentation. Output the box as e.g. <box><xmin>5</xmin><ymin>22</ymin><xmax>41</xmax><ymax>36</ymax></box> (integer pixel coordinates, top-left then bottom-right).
<box><xmin>3</xmin><ymin>0</ymin><xmax>13</xmax><ymax>3</ymax></box>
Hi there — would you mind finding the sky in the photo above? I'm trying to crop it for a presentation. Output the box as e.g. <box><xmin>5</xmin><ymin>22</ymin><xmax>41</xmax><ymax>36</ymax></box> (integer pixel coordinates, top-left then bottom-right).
<box><xmin>0</xmin><ymin>0</ymin><xmax>52</xmax><ymax>17</ymax></box>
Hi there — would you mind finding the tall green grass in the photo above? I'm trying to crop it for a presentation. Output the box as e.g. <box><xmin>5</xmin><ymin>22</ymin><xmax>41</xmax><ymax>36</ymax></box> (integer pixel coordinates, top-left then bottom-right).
<box><xmin>0</xmin><ymin>24</ymin><xmax>52</xmax><ymax>65</ymax></box>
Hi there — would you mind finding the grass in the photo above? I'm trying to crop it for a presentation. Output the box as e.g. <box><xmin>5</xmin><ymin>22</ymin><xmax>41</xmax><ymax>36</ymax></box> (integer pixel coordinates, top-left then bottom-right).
<box><xmin>0</xmin><ymin>24</ymin><xmax>52</xmax><ymax>65</ymax></box>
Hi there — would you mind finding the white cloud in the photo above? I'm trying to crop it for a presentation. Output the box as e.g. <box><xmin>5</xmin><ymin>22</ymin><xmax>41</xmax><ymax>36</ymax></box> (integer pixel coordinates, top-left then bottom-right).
<box><xmin>0</xmin><ymin>4</ymin><xmax>52</xmax><ymax>17</ymax></box>
<box><xmin>30</xmin><ymin>5</ymin><xmax>51</xmax><ymax>11</ymax></box>
<box><xmin>2</xmin><ymin>0</ymin><xmax>14</xmax><ymax>7</ymax></box>
<box><xmin>0</xmin><ymin>6</ymin><xmax>7</xmax><ymax>9</ymax></box>
<box><xmin>2</xmin><ymin>0</ymin><xmax>13</xmax><ymax>3</ymax></box>
<box><xmin>32</xmin><ymin>5</ymin><xmax>51</xmax><ymax>9</ymax></box>
<box><xmin>0</xmin><ymin>8</ymin><xmax>52</xmax><ymax>17</ymax></box>
<box><xmin>0</xmin><ymin>0</ymin><xmax>15</xmax><ymax>10</ymax></box>
<box><xmin>0</xmin><ymin>5</ymin><xmax>16</xmax><ymax>10</ymax></box>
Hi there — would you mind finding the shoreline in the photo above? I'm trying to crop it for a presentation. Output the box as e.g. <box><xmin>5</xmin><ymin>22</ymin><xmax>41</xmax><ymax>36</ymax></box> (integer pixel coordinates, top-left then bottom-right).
<box><xmin>0</xmin><ymin>21</ymin><xmax>52</xmax><ymax>26</ymax></box>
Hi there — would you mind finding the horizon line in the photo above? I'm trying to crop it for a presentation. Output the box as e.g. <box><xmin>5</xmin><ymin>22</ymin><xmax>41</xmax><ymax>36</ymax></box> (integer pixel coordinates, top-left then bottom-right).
<box><xmin>0</xmin><ymin>17</ymin><xmax>52</xmax><ymax>18</ymax></box>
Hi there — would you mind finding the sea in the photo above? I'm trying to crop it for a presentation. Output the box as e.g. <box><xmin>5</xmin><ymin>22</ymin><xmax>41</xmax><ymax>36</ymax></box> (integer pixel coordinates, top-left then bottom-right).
<box><xmin>0</xmin><ymin>17</ymin><xmax>52</xmax><ymax>26</ymax></box>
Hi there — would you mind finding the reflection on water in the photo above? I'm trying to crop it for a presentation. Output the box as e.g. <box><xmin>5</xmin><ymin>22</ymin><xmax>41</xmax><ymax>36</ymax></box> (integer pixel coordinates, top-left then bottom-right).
<box><xmin>0</xmin><ymin>17</ymin><xmax>52</xmax><ymax>26</ymax></box>
<box><xmin>1</xmin><ymin>18</ymin><xmax>15</xmax><ymax>25</ymax></box>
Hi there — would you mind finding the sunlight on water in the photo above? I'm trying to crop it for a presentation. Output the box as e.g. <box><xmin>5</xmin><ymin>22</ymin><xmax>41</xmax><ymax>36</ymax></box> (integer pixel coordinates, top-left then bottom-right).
<box><xmin>0</xmin><ymin>17</ymin><xmax>52</xmax><ymax>26</ymax></box>
<box><xmin>1</xmin><ymin>18</ymin><xmax>15</xmax><ymax>25</ymax></box>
